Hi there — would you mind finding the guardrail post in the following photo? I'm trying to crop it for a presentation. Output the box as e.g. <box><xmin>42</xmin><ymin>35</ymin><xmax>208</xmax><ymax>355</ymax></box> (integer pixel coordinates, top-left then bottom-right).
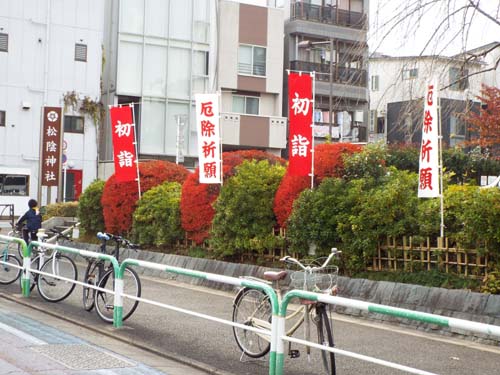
<box><xmin>21</xmin><ymin>241</ymin><xmax>32</xmax><ymax>297</ymax></box>
<box><xmin>113</xmin><ymin>271</ymin><xmax>124</xmax><ymax>328</ymax></box>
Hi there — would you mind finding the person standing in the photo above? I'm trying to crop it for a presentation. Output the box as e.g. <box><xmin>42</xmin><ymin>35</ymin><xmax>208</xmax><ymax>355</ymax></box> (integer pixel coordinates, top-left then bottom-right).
<box><xmin>16</xmin><ymin>199</ymin><xmax>42</xmax><ymax>244</ymax></box>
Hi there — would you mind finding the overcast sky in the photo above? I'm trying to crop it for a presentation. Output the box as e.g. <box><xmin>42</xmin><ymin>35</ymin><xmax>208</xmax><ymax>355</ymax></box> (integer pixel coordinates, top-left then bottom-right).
<box><xmin>369</xmin><ymin>0</ymin><xmax>500</xmax><ymax>56</ymax></box>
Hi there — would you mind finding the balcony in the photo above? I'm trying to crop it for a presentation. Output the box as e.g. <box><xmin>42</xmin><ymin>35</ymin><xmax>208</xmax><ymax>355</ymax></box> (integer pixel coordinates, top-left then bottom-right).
<box><xmin>220</xmin><ymin>113</ymin><xmax>286</xmax><ymax>150</ymax></box>
<box><xmin>290</xmin><ymin>1</ymin><xmax>366</xmax><ymax>30</ymax></box>
<box><xmin>290</xmin><ymin>60</ymin><xmax>367</xmax><ymax>87</ymax></box>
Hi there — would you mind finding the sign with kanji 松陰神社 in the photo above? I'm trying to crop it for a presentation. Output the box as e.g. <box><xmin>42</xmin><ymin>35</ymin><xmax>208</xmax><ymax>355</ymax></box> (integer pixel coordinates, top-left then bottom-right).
<box><xmin>41</xmin><ymin>107</ymin><xmax>62</xmax><ymax>187</ymax></box>
<box><xmin>418</xmin><ymin>80</ymin><xmax>440</xmax><ymax>198</ymax></box>
<box><xmin>195</xmin><ymin>94</ymin><xmax>221</xmax><ymax>184</ymax></box>
<box><xmin>109</xmin><ymin>105</ymin><xmax>138</xmax><ymax>183</ymax></box>
<box><xmin>288</xmin><ymin>72</ymin><xmax>313</xmax><ymax>176</ymax></box>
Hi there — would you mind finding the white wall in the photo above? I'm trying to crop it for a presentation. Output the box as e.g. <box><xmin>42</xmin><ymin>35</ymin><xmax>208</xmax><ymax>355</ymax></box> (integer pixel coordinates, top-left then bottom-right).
<box><xmin>0</xmin><ymin>0</ymin><xmax>104</xmax><ymax>210</ymax></box>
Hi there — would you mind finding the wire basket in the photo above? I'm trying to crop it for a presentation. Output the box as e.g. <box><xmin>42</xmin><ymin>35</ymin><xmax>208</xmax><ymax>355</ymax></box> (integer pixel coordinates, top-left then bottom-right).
<box><xmin>290</xmin><ymin>265</ymin><xmax>339</xmax><ymax>293</ymax></box>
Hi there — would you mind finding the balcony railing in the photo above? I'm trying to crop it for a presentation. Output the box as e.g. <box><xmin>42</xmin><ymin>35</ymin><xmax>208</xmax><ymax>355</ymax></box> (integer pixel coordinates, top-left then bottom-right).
<box><xmin>290</xmin><ymin>1</ymin><xmax>366</xmax><ymax>30</ymax></box>
<box><xmin>290</xmin><ymin>60</ymin><xmax>367</xmax><ymax>87</ymax></box>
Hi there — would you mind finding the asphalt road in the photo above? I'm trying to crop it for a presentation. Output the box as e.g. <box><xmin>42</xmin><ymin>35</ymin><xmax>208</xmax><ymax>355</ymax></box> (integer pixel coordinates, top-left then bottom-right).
<box><xmin>1</xmin><ymin>261</ymin><xmax>500</xmax><ymax>375</ymax></box>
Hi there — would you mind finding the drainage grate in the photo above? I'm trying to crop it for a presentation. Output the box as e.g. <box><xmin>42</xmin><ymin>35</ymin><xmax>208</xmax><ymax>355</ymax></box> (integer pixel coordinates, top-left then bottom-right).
<box><xmin>31</xmin><ymin>344</ymin><xmax>135</xmax><ymax>370</ymax></box>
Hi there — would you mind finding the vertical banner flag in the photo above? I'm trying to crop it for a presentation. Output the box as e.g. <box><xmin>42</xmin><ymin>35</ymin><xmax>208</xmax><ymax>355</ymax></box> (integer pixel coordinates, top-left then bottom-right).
<box><xmin>288</xmin><ymin>72</ymin><xmax>313</xmax><ymax>176</ymax></box>
<box><xmin>195</xmin><ymin>94</ymin><xmax>221</xmax><ymax>184</ymax></box>
<box><xmin>109</xmin><ymin>105</ymin><xmax>138</xmax><ymax>183</ymax></box>
<box><xmin>41</xmin><ymin>107</ymin><xmax>62</xmax><ymax>186</ymax></box>
<box><xmin>418</xmin><ymin>80</ymin><xmax>440</xmax><ymax>198</ymax></box>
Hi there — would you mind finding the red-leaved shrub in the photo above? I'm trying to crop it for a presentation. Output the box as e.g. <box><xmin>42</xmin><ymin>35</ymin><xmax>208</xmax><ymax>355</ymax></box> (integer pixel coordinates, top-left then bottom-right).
<box><xmin>102</xmin><ymin>160</ymin><xmax>189</xmax><ymax>234</ymax></box>
<box><xmin>274</xmin><ymin>143</ymin><xmax>362</xmax><ymax>227</ymax></box>
<box><xmin>180</xmin><ymin>150</ymin><xmax>285</xmax><ymax>244</ymax></box>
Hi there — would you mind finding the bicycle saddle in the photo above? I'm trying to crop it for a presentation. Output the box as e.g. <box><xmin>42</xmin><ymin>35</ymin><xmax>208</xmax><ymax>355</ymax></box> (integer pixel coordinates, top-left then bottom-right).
<box><xmin>263</xmin><ymin>270</ymin><xmax>288</xmax><ymax>281</ymax></box>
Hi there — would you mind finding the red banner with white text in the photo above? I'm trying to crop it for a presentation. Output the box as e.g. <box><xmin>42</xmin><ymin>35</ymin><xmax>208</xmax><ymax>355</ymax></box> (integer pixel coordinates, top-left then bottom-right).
<box><xmin>288</xmin><ymin>73</ymin><xmax>313</xmax><ymax>176</ymax></box>
<box><xmin>109</xmin><ymin>105</ymin><xmax>138</xmax><ymax>183</ymax></box>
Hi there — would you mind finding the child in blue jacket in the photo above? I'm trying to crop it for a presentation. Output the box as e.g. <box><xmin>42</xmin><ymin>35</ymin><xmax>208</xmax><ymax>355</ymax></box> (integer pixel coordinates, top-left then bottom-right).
<box><xmin>16</xmin><ymin>199</ymin><xmax>42</xmax><ymax>244</ymax></box>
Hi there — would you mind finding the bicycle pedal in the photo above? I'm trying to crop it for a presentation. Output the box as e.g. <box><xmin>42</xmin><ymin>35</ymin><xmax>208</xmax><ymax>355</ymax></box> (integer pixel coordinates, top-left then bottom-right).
<box><xmin>289</xmin><ymin>350</ymin><xmax>300</xmax><ymax>358</ymax></box>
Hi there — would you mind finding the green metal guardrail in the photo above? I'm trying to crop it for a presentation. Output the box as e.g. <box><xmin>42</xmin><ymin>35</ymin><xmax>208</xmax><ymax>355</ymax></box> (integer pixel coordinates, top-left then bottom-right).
<box><xmin>277</xmin><ymin>289</ymin><xmax>500</xmax><ymax>375</ymax></box>
<box><xmin>2</xmin><ymin>234</ymin><xmax>500</xmax><ymax>375</ymax></box>
<box><xmin>119</xmin><ymin>258</ymin><xmax>279</xmax><ymax>375</ymax></box>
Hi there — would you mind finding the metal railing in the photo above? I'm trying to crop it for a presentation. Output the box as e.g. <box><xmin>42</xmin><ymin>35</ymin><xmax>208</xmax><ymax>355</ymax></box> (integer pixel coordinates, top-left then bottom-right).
<box><xmin>290</xmin><ymin>1</ymin><xmax>366</xmax><ymax>30</ymax></box>
<box><xmin>2</xmin><ymin>233</ymin><xmax>500</xmax><ymax>375</ymax></box>
<box><xmin>290</xmin><ymin>60</ymin><xmax>367</xmax><ymax>87</ymax></box>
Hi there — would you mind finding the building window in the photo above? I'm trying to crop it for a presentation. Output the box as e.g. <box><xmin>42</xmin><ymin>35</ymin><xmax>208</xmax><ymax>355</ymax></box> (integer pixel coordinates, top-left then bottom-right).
<box><xmin>0</xmin><ymin>111</ymin><xmax>5</xmax><ymax>127</ymax></box>
<box><xmin>0</xmin><ymin>174</ymin><xmax>29</xmax><ymax>196</ymax></box>
<box><xmin>402</xmin><ymin>68</ymin><xmax>418</xmax><ymax>80</ymax></box>
<box><xmin>64</xmin><ymin>115</ymin><xmax>84</xmax><ymax>133</ymax></box>
<box><xmin>0</xmin><ymin>33</ymin><xmax>8</xmax><ymax>52</ymax></box>
<box><xmin>238</xmin><ymin>45</ymin><xmax>266</xmax><ymax>76</ymax></box>
<box><xmin>75</xmin><ymin>43</ymin><xmax>87</xmax><ymax>62</ymax></box>
<box><xmin>371</xmin><ymin>75</ymin><xmax>379</xmax><ymax>91</ymax></box>
<box><xmin>449</xmin><ymin>115</ymin><xmax>466</xmax><ymax>146</ymax></box>
<box><xmin>449</xmin><ymin>67</ymin><xmax>469</xmax><ymax>91</ymax></box>
<box><xmin>232</xmin><ymin>95</ymin><xmax>259</xmax><ymax>115</ymax></box>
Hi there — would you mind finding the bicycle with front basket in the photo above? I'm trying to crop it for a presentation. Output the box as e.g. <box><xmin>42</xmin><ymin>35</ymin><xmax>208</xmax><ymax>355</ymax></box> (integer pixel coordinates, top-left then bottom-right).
<box><xmin>82</xmin><ymin>232</ymin><xmax>141</xmax><ymax>323</ymax></box>
<box><xmin>21</xmin><ymin>228</ymin><xmax>78</xmax><ymax>302</ymax></box>
<box><xmin>232</xmin><ymin>248</ymin><xmax>341</xmax><ymax>375</ymax></box>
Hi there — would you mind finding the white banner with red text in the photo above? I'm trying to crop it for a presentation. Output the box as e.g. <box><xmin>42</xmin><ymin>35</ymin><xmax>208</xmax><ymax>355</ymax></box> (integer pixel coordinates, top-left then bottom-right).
<box><xmin>418</xmin><ymin>80</ymin><xmax>440</xmax><ymax>198</ymax></box>
<box><xmin>195</xmin><ymin>94</ymin><xmax>221</xmax><ymax>184</ymax></box>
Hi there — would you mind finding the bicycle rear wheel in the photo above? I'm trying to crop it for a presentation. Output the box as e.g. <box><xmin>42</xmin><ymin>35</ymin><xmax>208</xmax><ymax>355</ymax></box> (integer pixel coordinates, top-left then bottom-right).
<box><xmin>232</xmin><ymin>288</ymin><xmax>271</xmax><ymax>358</ymax></box>
<box><xmin>0</xmin><ymin>254</ymin><xmax>21</xmax><ymax>284</ymax></box>
<box><xmin>82</xmin><ymin>261</ymin><xmax>99</xmax><ymax>311</ymax></box>
<box><xmin>37</xmin><ymin>254</ymin><xmax>78</xmax><ymax>303</ymax></box>
<box><xmin>316</xmin><ymin>304</ymin><xmax>336</xmax><ymax>375</ymax></box>
<box><xmin>95</xmin><ymin>267</ymin><xmax>141</xmax><ymax>323</ymax></box>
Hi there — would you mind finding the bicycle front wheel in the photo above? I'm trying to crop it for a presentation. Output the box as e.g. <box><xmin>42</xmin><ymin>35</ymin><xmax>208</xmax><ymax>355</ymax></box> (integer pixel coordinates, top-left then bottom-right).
<box><xmin>82</xmin><ymin>261</ymin><xmax>99</xmax><ymax>311</ymax></box>
<box><xmin>232</xmin><ymin>288</ymin><xmax>271</xmax><ymax>358</ymax></box>
<box><xmin>37</xmin><ymin>254</ymin><xmax>78</xmax><ymax>303</ymax></box>
<box><xmin>0</xmin><ymin>254</ymin><xmax>21</xmax><ymax>284</ymax></box>
<box><xmin>95</xmin><ymin>267</ymin><xmax>141</xmax><ymax>324</ymax></box>
<box><xmin>316</xmin><ymin>304</ymin><xmax>336</xmax><ymax>375</ymax></box>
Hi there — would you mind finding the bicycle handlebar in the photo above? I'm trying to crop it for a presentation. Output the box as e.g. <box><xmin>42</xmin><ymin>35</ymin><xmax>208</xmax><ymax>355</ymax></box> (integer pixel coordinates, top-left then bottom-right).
<box><xmin>48</xmin><ymin>228</ymin><xmax>72</xmax><ymax>241</ymax></box>
<box><xmin>96</xmin><ymin>232</ymin><xmax>139</xmax><ymax>250</ymax></box>
<box><xmin>280</xmin><ymin>247</ymin><xmax>341</xmax><ymax>271</ymax></box>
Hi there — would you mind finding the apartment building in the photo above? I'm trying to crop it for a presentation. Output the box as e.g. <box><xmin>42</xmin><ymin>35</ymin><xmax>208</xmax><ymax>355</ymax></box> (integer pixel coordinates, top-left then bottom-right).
<box><xmin>0</xmin><ymin>0</ymin><xmax>103</xmax><ymax>213</ymax></box>
<box><xmin>369</xmin><ymin>52</ymin><xmax>485</xmax><ymax>146</ymax></box>
<box><xmin>100</xmin><ymin>0</ymin><xmax>286</xmax><ymax>179</ymax></box>
<box><xmin>283</xmin><ymin>0</ymin><xmax>369</xmax><ymax>144</ymax></box>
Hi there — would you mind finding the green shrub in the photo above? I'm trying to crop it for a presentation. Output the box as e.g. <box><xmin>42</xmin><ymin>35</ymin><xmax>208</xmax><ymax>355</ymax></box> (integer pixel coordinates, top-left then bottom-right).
<box><xmin>44</xmin><ymin>201</ymin><xmax>79</xmax><ymax>220</ymax></box>
<box><xmin>287</xmin><ymin>177</ymin><xmax>349</xmax><ymax>257</ymax></box>
<box><xmin>343</xmin><ymin>143</ymin><xmax>388</xmax><ymax>182</ymax></box>
<box><xmin>132</xmin><ymin>182</ymin><xmax>184</xmax><ymax>247</ymax></box>
<box><xmin>210</xmin><ymin>160</ymin><xmax>285</xmax><ymax>257</ymax></box>
<box><xmin>481</xmin><ymin>270</ymin><xmax>500</xmax><ymax>294</ymax></box>
<box><xmin>445</xmin><ymin>185</ymin><xmax>500</xmax><ymax>252</ymax></box>
<box><xmin>77</xmin><ymin>179</ymin><xmax>105</xmax><ymax>236</ymax></box>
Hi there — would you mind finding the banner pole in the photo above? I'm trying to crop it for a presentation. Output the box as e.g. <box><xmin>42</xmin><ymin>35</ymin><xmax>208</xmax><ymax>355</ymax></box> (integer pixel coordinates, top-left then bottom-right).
<box><xmin>218</xmin><ymin>90</ymin><xmax>223</xmax><ymax>186</ymax></box>
<box><xmin>310</xmin><ymin>71</ymin><xmax>315</xmax><ymax>190</ymax></box>
<box><xmin>438</xmin><ymin>96</ymin><xmax>444</xmax><ymax>238</ymax></box>
<box><xmin>130</xmin><ymin>104</ymin><xmax>141</xmax><ymax>199</ymax></box>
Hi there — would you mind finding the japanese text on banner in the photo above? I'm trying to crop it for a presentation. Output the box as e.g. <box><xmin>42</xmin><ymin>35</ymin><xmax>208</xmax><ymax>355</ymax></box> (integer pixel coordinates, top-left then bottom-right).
<box><xmin>418</xmin><ymin>81</ymin><xmax>440</xmax><ymax>198</ymax></box>
<box><xmin>41</xmin><ymin>107</ymin><xmax>62</xmax><ymax>187</ymax></box>
<box><xmin>109</xmin><ymin>105</ymin><xmax>138</xmax><ymax>183</ymax></box>
<box><xmin>288</xmin><ymin>73</ymin><xmax>313</xmax><ymax>177</ymax></box>
<box><xmin>195</xmin><ymin>94</ymin><xmax>221</xmax><ymax>184</ymax></box>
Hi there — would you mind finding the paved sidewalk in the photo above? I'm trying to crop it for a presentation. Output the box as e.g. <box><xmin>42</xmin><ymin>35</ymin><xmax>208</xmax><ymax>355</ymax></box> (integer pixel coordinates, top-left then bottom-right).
<box><xmin>0</xmin><ymin>296</ymin><xmax>210</xmax><ymax>375</ymax></box>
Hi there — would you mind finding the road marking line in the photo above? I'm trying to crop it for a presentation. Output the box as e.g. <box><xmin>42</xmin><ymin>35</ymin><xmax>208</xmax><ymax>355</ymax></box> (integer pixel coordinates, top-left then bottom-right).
<box><xmin>0</xmin><ymin>320</ymin><xmax>46</xmax><ymax>345</ymax></box>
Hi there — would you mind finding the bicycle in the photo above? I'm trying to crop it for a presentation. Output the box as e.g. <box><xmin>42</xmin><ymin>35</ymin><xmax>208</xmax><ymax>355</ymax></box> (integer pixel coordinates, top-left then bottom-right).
<box><xmin>22</xmin><ymin>228</ymin><xmax>78</xmax><ymax>303</ymax></box>
<box><xmin>7</xmin><ymin>224</ymin><xmax>24</xmax><ymax>259</ymax></box>
<box><xmin>232</xmin><ymin>248</ymin><xmax>341</xmax><ymax>375</ymax></box>
<box><xmin>82</xmin><ymin>232</ymin><xmax>141</xmax><ymax>323</ymax></box>
<box><xmin>0</xmin><ymin>237</ymin><xmax>22</xmax><ymax>285</ymax></box>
